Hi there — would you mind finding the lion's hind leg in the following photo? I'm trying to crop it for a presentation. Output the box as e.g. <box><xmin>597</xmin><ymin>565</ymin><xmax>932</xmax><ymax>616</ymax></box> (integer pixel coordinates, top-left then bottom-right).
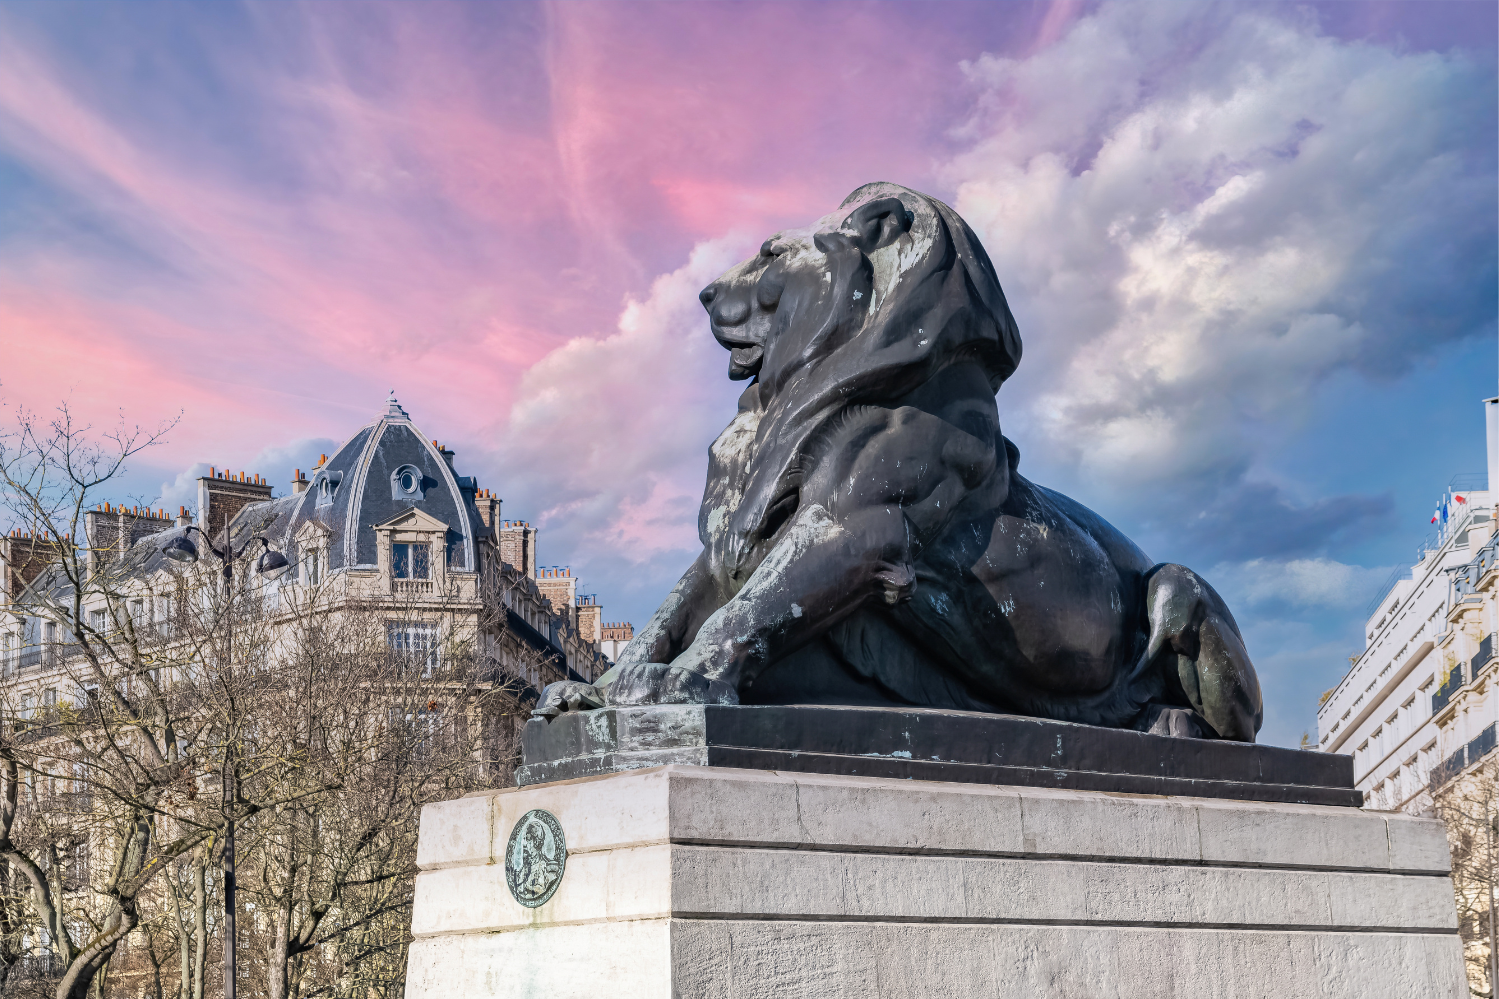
<box><xmin>1138</xmin><ymin>564</ymin><xmax>1263</xmax><ymax>742</ymax></box>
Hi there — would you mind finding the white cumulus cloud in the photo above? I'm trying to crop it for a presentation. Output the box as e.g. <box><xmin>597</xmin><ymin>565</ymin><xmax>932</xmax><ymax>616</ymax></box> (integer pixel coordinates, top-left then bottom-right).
<box><xmin>945</xmin><ymin>3</ymin><xmax>1495</xmax><ymax>553</ymax></box>
<box><xmin>1208</xmin><ymin>557</ymin><xmax>1394</xmax><ymax>611</ymax></box>
<box><xmin>490</xmin><ymin>235</ymin><xmax>755</xmax><ymax>591</ymax></box>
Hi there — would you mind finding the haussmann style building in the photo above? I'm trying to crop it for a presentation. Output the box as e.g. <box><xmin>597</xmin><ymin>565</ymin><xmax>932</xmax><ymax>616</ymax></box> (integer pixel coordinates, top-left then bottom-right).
<box><xmin>0</xmin><ymin>395</ymin><xmax>633</xmax><ymax>732</ymax></box>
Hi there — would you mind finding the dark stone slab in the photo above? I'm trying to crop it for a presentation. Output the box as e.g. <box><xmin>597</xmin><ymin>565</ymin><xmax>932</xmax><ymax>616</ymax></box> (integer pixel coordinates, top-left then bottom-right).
<box><xmin>517</xmin><ymin>704</ymin><xmax>1361</xmax><ymax>807</ymax></box>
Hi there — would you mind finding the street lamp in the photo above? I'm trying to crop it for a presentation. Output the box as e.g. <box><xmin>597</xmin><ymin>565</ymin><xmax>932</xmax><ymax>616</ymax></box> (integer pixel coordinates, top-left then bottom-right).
<box><xmin>161</xmin><ymin>524</ymin><xmax>289</xmax><ymax>999</ymax></box>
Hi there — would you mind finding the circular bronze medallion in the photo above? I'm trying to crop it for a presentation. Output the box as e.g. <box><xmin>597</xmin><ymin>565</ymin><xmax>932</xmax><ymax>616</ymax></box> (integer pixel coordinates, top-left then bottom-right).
<box><xmin>505</xmin><ymin>809</ymin><xmax>567</xmax><ymax>908</ymax></box>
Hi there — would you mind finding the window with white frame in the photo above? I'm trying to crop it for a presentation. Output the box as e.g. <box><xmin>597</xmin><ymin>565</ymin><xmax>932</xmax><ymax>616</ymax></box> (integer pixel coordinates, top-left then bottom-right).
<box><xmin>391</xmin><ymin>543</ymin><xmax>431</xmax><ymax>580</ymax></box>
<box><xmin>386</xmin><ymin>621</ymin><xmax>438</xmax><ymax>675</ymax></box>
<box><xmin>387</xmin><ymin>704</ymin><xmax>441</xmax><ymax>758</ymax></box>
<box><xmin>157</xmin><ymin>595</ymin><xmax>174</xmax><ymax>637</ymax></box>
<box><xmin>303</xmin><ymin>548</ymin><xmax>322</xmax><ymax>586</ymax></box>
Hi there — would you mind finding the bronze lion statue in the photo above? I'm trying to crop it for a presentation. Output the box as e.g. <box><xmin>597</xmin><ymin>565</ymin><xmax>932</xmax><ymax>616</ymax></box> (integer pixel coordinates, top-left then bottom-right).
<box><xmin>538</xmin><ymin>183</ymin><xmax>1263</xmax><ymax>742</ymax></box>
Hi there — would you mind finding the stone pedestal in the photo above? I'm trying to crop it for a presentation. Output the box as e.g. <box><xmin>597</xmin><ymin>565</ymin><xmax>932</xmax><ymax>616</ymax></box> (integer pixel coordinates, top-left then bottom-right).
<box><xmin>405</xmin><ymin>765</ymin><xmax>1465</xmax><ymax>998</ymax></box>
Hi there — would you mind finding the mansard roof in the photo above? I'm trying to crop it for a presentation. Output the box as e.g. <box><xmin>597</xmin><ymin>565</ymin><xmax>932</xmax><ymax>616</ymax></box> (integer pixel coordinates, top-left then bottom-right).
<box><xmin>229</xmin><ymin>394</ymin><xmax>486</xmax><ymax>573</ymax></box>
<box><xmin>7</xmin><ymin>395</ymin><xmax>489</xmax><ymax>604</ymax></box>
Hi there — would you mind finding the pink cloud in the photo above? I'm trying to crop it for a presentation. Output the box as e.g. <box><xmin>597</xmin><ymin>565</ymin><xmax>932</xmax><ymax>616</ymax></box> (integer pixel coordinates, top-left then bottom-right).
<box><xmin>0</xmin><ymin>1</ymin><xmax>1053</xmax><ymax>473</ymax></box>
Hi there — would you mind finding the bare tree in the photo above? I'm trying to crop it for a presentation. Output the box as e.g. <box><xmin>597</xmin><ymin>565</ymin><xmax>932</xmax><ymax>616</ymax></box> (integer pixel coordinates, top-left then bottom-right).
<box><xmin>0</xmin><ymin>405</ymin><xmax>534</xmax><ymax>998</ymax></box>
<box><xmin>1434</xmin><ymin>754</ymin><xmax>1499</xmax><ymax>997</ymax></box>
<box><xmin>230</xmin><ymin>584</ymin><xmax>514</xmax><ymax>999</ymax></box>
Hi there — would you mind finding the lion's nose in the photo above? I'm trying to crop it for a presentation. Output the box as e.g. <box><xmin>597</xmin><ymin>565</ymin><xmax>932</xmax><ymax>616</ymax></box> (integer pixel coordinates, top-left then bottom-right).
<box><xmin>702</xmin><ymin>283</ymin><xmax>750</xmax><ymax>327</ymax></box>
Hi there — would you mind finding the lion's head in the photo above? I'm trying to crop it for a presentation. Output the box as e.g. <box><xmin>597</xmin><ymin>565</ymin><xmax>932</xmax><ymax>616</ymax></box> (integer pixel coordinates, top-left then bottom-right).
<box><xmin>697</xmin><ymin>184</ymin><xmax>1024</xmax><ymax>574</ymax></box>
<box><xmin>699</xmin><ymin>183</ymin><xmax>1022</xmax><ymax>393</ymax></box>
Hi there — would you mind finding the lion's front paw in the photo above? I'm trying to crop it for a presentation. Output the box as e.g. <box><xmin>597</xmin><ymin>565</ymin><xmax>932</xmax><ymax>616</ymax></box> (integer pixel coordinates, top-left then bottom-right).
<box><xmin>604</xmin><ymin>663</ymin><xmax>739</xmax><ymax>708</ymax></box>
<box><xmin>531</xmin><ymin>681</ymin><xmax>607</xmax><ymax>721</ymax></box>
<box><xmin>1137</xmin><ymin>704</ymin><xmax>1211</xmax><ymax>739</ymax></box>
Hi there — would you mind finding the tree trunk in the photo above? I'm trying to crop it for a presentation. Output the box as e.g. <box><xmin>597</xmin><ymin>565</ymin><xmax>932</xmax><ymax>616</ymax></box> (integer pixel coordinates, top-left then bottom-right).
<box><xmin>192</xmin><ymin>860</ymin><xmax>207</xmax><ymax>999</ymax></box>
<box><xmin>267</xmin><ymin>906</ymin><xmax>291</xmax><ymax>999</ymax></box>
<box><xmin>168</xmin><ymin>869</ymin><xmax>192</xmax><ymax>999</ymax></box>
<box><xmin>54</xmin><ymin>905</ymin><xmax>133</xmax><ymax>999</ymax></box>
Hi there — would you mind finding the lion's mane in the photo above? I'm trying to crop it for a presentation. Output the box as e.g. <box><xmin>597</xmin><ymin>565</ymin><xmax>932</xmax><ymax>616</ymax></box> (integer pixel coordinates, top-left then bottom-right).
<box><xmin>724</xmin><ymin>183</ymin><xmax>1024</xmax><ymax>552</ymax></box>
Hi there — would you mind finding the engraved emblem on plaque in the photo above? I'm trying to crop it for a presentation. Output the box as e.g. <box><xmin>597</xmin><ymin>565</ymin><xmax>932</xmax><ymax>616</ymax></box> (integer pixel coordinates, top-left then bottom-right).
<box><xmin>505</xmin><ymin>809</ymin><xmax>567</xmax><ymax>907</ymax></box>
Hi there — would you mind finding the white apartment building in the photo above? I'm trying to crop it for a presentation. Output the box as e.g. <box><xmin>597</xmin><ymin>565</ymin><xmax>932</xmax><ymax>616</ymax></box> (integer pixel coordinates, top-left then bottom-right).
<box><xmin>1318</xmin><ymin>399</ymin><xmax>1499</xmax><ymax>813</ymax></box>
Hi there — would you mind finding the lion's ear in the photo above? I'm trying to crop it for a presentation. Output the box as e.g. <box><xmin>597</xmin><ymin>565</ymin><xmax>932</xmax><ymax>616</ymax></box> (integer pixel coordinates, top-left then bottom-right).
<box><xmin>842</xmin><ymin>197</ymin><xmax>913</xmax><ymax>253</ymax></box>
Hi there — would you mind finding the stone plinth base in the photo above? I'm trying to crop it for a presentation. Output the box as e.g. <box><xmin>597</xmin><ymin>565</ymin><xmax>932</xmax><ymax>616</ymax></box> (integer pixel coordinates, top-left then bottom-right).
<box><xmin>405</xmin><ymin>766</ymin><xmax>1464</xmax><ymax>998</ymax></box>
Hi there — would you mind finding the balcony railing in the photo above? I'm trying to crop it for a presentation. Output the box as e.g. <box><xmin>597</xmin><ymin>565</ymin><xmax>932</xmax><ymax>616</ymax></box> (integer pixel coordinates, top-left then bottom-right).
<box><xmin>1472</xmin><ymin>634</ymin><xmax>1494</xmax><ymax>677</ymax></box>
<box><xmin>1432</xmin><ymin>661</ymin><xmax>1465</xmax><ymax>712</ymax></box>
<box><xmin>1429</xmin><ymin>722</ymin><xmax>1499</xmax><ymax>793</ymax></box>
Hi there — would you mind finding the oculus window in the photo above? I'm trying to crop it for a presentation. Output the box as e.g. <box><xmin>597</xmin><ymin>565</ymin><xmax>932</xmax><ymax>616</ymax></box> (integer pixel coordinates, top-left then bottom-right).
<box><xmin>391</xmin><ymin>464</ymin><xmax>427</xmax><ymax>502</ymax></box>
<box><xmin>392</xmin><ymin>542</ymin><xmax>431</xmax><ymax>580</ymax></box>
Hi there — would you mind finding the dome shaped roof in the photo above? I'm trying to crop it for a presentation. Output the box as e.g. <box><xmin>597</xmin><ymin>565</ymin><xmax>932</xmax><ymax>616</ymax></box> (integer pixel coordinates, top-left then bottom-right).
<box><xmin>266</xmin><ymin>394</ymin><xmax>483</xmax><ymax>574</ymax></box>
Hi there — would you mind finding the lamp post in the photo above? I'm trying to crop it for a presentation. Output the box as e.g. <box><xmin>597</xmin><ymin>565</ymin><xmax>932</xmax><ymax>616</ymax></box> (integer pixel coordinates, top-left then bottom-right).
<box><xmin>162</xmin><ymin>524</ymin><xmax>289</xmax><ymax>999</ymax></box>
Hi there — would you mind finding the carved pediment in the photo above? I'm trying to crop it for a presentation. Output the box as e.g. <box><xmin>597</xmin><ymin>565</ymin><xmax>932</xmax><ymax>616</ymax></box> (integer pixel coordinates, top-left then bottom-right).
<box><xmin>294</xmin><ymin>518</ymin><xmax>333</xmax><ymax>546</ymax></box>
<box><xmin>372</xmin><ymin>508</ymin><xmax>450</xmax><ymax>534</ymax></box>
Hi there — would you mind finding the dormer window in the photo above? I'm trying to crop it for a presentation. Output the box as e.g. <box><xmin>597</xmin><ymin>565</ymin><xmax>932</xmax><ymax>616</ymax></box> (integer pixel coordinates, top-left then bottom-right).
<box><xmin>315</xmin><ymin>470</ymin><xmax>343</xmax><ymax>507</ymax></box>
<box><xmin>392</xmin><ymin>543</ymin><xmax>431</xmax><ymax>580</ymax></box>
<box><xmin>391</xmin><ymin>465</ymin><xmax>426</xmax><ymax>502</ymax></box>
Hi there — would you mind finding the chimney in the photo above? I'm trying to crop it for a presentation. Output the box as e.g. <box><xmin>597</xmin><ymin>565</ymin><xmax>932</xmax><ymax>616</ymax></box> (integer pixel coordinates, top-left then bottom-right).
<box><xmin>291</xmin><ymin>469</ymin><xmax>309</xmax><ymax>495</ymax></box>
<box><xmin>473</xmin><ymin>488</ymin><xmax>501</xmax><ymax>532</ymax></box>
<box><xmin>176</xmin><ymin>506</ymin><xmax>192</xmax><ymax>528</ymax></box>
<box><xmin>1486</xmin><ymin>398</ymin><xmax>1498</xmax><ymax>505</ymax></box>
<box><xmin>498</xmin><ymin>520</ymin><xmax>537</xmax><ymax>577</ymax></box>
<box><xmin>196</xmin><ymin>468</ymin><xmax>274</xmax><ymax>541</ymax></box>
<box><xmin>84</xmin><ymin>504</ymin><xmax>173</xmax><ymax>574</ymax></box>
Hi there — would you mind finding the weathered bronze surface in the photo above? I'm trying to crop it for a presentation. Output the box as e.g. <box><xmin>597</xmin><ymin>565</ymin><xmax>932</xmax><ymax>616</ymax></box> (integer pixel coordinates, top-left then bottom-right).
<box><xmin>504</xmin><ymin>809</ymin><xmax>566</xmax><ymax>908</ymax></box>
<box><xmin>537</xmin><ymin>183</ymin><xmax>1263</xmax><ymax>742</ymax></box>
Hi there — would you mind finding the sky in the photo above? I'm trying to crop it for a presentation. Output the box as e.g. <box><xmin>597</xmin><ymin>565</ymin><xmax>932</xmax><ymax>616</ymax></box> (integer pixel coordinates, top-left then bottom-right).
<box><xmin>0</xmin><ymin>0</ymin><xmax>1494</xmax><ymax>748</ymax></box>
